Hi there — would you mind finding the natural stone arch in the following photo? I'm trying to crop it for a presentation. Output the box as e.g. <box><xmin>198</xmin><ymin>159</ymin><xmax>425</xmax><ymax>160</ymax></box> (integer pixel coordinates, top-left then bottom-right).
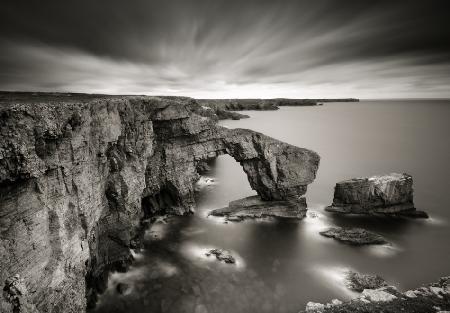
<box><xmin>221</xmin><ymin>127</ymin><xmax>320</xmax><ymax>201</ymax></box>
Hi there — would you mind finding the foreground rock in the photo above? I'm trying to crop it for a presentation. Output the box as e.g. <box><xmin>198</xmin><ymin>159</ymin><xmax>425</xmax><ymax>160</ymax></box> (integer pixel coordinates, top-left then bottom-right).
<box><xmin>320</xmin><ymin>227</ymin><xmax>387</xmax><ymax>245</ymax></box>
<box><xmin>326</xmin><ymin>173</ymin><xmax>428</xmax><ymax>218</ymax></box>
<box><xmin>301</xmin><ymin>276</ymin><xmax>450</xmax><ymax>313</ymax></box>
<box><xmin>205</xmin><ymin>249</ymin><xmax>236</xmax><ymax>264</ymax></box>
<box><xmin>345</xmin><ymin>271</ymin><xmax>388</xmax><ymax>292</ymax></box>
<box><xmin>0</xmin><ymin>92</ymin><xmax>320</xmax><ymax>311</ymax></box>
<box><xmin>209</xmin><ymin>195</ymin><xmax>307</xmax><ymax>220</ymax></box>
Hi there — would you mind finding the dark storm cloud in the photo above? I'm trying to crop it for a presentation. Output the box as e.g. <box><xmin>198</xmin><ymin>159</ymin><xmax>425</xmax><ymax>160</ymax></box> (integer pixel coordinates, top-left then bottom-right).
<box><xmin>1</xmin><ymin>0</ymin><xmax>449</xmax><ymax>98</ymax></box>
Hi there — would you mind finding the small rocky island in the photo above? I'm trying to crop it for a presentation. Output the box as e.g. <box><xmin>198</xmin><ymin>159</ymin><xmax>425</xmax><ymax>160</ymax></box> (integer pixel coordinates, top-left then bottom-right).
<box><xmin>320</xmin><ymin>227</ymin><xmax>387</xmax><ymax>245</ymax></box>
<box><xmin>326</xmin><ymin>173</ymin><xmax>429</xmax><ymax>218</ymax></box>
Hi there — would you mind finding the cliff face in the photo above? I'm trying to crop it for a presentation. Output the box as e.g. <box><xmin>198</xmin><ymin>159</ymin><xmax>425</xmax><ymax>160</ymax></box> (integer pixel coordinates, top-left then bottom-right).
<box><xmin>0</xmin><ymin>93</ymin><xmax>319</xmax><ymax>312</ymax></box>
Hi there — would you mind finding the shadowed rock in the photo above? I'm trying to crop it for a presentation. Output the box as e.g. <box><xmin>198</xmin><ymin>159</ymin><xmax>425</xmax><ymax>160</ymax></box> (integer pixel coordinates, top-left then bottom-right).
<box><xmin>209</xmin><ymin>195</ymin><xmax>307</xmax><ymax>220</ymax></box>
<box><xmin>326</xmin><ymin>173</ymin><xmax>428</xmax><ymax>218</ymax></box>
<box><xmin>205</xmin><ymin>249</ymin><xmax>236</xmax><ymax>264</ymax></box>
<box><xmin>319</xmin><ymin>227</ymin><xmax>387</xmax><ymax>245</ymax></box>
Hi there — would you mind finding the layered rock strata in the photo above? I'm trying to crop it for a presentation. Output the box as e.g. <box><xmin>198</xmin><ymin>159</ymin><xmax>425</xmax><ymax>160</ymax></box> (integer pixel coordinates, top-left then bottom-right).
<box><xmin>0</xmin><ymin>92</ymin><xmax>319</xmax><ymax>312</ymax></box>
<box><xmin>209</xmin><ymin>195</ymin><xmax>307</xmax><ymax>220</ymax></box>
<box><xmin>326</xmin><ymin>173</ymin><xmax>428</xmax><ymax>217</ymax></box>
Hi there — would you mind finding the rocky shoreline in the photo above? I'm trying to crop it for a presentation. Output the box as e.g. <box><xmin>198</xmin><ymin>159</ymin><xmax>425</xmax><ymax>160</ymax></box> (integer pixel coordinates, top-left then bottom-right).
<box><xmin>0</xmin><ymin>92</ymin><xmax>320</xmax><ymax>312</ymax></box>
<box><xmin>197</xmin><ymin>98</ymin><xmax>359</xmax><ymax>120</ymax></box>
<box><xmin>0</xmin><ymin>92</ymin><xmax>438</xmax><ymax>313</ymax></box>
<box><xmin>301</xmin><ymin>276</ymin><xmax>450</xmax><ymax>313</ymax></box>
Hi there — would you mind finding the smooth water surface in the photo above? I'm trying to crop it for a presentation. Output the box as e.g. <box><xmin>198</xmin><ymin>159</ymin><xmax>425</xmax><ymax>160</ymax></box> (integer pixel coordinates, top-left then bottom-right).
<box><xmin>94</xmin><ymin>100</ymin><xmax>450</xmax><ymax>313</ymax></box>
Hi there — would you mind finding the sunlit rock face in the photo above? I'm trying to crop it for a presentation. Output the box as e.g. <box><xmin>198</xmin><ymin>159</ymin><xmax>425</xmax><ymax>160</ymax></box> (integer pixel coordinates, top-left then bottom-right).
<box><xmin>326</xmin><ymin>173</ymin><xmax>427</xmax><ymax>217</ymax></box>
<box><xmin>0</xmin><ymin>92</ymin><xmax>319</xmax><ymax>312</ymax></box>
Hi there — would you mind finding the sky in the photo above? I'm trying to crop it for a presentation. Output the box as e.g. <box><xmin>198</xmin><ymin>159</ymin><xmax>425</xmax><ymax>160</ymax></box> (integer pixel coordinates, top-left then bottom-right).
<box><xmin>0</xmin><ymin>0</ymin><xmax>449</xmax><ymax>99</ymax></box>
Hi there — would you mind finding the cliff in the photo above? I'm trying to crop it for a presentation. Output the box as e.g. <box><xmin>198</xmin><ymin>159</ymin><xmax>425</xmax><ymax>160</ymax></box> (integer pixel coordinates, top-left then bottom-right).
<box><xmin>0</xmin><ymin>92</ymin><xmax>319</xmax><ymax>312</ymax></box>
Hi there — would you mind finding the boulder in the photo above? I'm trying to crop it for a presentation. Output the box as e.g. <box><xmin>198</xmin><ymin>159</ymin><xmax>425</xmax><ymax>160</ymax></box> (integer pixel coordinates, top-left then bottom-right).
<box><xmin>326</xmin><ymin>173</ymin><xmax>428</xmax><ymax>217</ymax></box>
<box><xmin>205</xmin><ymin>249</ymin><xmax>236</xmax><ymax>264</ymax></box>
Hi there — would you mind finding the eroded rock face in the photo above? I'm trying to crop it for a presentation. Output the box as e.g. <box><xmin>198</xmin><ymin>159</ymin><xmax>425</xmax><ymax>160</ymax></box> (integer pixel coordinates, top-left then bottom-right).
<box><xmin>0</xmin><ymin>92</ymin><xmax>320</xmax><ymax>312</ymax></box>
<box><xmin>209</xmin><ymin>195</ymin><xmax>307</xmax><ymax>220</ymax></box>
<box><xmin>223</xmin><ymin>129</ymin><xmax>320</xmax><ymax>201</ymax></box>
<box><xmin>326</xmin><ymin>173</ymin><xmax>427</xmax><ymax>217</ymax></box>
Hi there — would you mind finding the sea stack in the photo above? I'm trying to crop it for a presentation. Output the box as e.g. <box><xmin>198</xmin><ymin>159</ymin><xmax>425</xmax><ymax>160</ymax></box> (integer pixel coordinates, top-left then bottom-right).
<box><xmin>326</xmin><ymin>173</ymin><xmax>428</xmax><ymax>218</ymax></box>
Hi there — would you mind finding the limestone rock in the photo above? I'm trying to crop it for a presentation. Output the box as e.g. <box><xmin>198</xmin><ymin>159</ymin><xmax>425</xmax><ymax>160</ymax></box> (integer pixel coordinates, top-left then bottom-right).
<box><xmin>326</xmin><ymin>173</ymin><xmax>428</xmax><ymax>217</ymax></box>
<box><xmin>223</xmin><ymin>128</ymin><xmax>320</xmax><ymax>201</ymax></box>
<box><xmin>209</xmin><ymin>195</ymin><xmax>307</xmax><ymax>220</ymax></box>
<box><xmin>319</xmin><ymin>227</ymin><xmax>387</xmax><ymax>245</ymax></box>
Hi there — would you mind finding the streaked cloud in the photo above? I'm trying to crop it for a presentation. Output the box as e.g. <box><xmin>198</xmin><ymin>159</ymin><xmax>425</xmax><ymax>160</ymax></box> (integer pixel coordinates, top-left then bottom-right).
<box><xmin>0</xmin><ymin>0</ymin><xmax>449</xmax><ymax>98</ymax></box>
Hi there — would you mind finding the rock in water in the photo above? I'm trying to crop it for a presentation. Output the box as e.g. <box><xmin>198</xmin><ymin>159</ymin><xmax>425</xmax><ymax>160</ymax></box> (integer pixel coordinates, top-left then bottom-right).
<box><xmin>345</xmin><ymin>271</ymin><xmax>388</xmax><ymax>292</ymax></box>
<box><xmin>209</xmin><ymin>195</ymin><xmax>307</xmax><ymax>220</ymax></box>
<box><xmin>319</xmin><ymin>227</ymin><xmax>387</xmax><ymax>245</ymax></box>
<box><xmin>205</xmin><ymin>249</ymin><xmax>236</xmax><ymax>264</ymax></box>
<box><xmin>326</xmin><ymin>173</ymin><xmax>428</xmax><ymax>218</ymax></box>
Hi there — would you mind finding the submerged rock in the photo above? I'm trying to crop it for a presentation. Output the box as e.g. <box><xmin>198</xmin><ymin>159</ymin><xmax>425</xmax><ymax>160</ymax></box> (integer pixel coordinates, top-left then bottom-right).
<box><xmin>205</xmin><ymin>249</ymin><xmax>236</xmax><ymax>264</ymax></box>
<box><xmin>345</xmin><ymin>271</ymin><xmax>388</xmax><ymax>292</ymax></box>
<box><xmin>209</xmin><ymin>195</ymin><xmax>307</xmax><ymax>220</ymax></box>
<box><xmin>326</xmin><ymin>173</ymin><xmax>428</xmax><ymax>218</ymax></box>
<box><xmin>319</xmin><ymin>227</ymin><xmax>387</xmax><ymax>245</ymax></box>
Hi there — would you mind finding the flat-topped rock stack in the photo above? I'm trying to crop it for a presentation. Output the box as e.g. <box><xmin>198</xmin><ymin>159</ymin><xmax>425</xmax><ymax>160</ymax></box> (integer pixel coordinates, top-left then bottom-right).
<box><xmin>326</xmin><ymin>173</ymin><xmax>428</xmax><ymax>218</ymax></box>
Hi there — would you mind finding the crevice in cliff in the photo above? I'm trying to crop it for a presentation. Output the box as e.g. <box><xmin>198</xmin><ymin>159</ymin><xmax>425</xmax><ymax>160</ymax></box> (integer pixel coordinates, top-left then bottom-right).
<box><xmin>141</xmin><ymin>185</ymin><xmax>179</xmax><ymax>218</ymax></box>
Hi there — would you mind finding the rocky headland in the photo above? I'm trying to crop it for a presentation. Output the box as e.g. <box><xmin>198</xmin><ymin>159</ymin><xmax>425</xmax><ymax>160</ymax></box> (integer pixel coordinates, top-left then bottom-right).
<box><xmin>0</xmin><ymin>92</ymin><xmax>320</xmax><ymax>312</ymax></box>
<box><xmin>326</xmin><ymin>173</ymin><xmax>428</xmax><ymax>218</ymax></box>
<box><xmin>197</xmin><ymin>98</ymin><xmax>359</xmax><ymax>120</ymax></box>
